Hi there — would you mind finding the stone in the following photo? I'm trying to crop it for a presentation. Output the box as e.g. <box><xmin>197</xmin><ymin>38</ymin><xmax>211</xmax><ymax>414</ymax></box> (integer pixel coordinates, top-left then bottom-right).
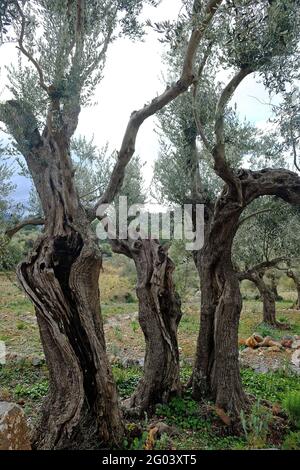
<box><xmin>291</xmin><ymin>349</ymin><xmax>300</xmax><ymax>372</ymax></box>
<box><xmin>31</xmin><ymin>356</ymin><xmax>44</xmax><ymax>366</ymax></box>
<box><xmin>291</xmin><ymin>340</ymin><xmax>300</xmax><ymax>350</ymax></box>
<box><xmin>281</xmin><ymin>339</ymin><xmax>293</xmax><ymax>349</ymax></box>
<box><xmin>121</xmin><ymin>356</ymin><xmax>144</xmax><ymax>368</ymax></box>
<box><xmin>150</xmin><ymin>421</ymin><xmax>179</xmax><ymax>437</ymax></box>
<box><xmin>0</xmin><ymin>402</ymin><xmax>31</xmax><ymax>450</ymax></box>
<box><xmin>266</xmin><ymin>346</ymin><xmax>281</xmax><ymax>353</ymax></box>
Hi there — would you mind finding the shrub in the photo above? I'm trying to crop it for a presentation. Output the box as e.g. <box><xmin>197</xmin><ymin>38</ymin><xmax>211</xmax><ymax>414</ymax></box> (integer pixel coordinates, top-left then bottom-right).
<box><xmin>282</xmin><ymin>431</ymin><xmax>300</xmax><ymax>450</ymax></box>
<box><xmin>283</xmin><ymin>391</ymin><xmax>300</xmax><ymax>428</ymax></box>
<box><xmin>240</xmin><ymin>400</ymin><xmax>273</xmax><ymax>449</ymax></box>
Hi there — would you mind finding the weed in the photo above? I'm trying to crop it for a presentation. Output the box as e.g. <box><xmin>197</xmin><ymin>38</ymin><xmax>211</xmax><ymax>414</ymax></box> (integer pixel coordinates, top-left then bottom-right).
<box><xmin>14</xmin><ymin>381</ymin><xmax>49</xmax><ymax>399</ymax></box>
<box><xmin>282</xmin><ymin>431</ymin><xmax>300</xmax><ymax>450</ymax></box>
<box><xmin>240</xmin><ymin>400</ymin><xmax>273</xmax><ymax>449</ymax></box>
<box><xmin>283</xmin><ymin>391</ymin><xmax>300</xmax><ymax>428</ymax></box>
<box><xmin>130</xmin><ymin>320</ymin><xmax>139</xmax><ymax>333</ymax></box>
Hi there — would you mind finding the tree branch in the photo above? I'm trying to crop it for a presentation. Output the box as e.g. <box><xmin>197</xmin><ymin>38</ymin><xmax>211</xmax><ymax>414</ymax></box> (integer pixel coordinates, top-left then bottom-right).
<box><xmin>238</xmin><ymin>257</ymin><xmax>289</xmax><ymax>280</ymax></box>
<box><xmin>237</xmin><ymin>208</ymin><xmax>272</xmax><ymax>229</ymax></box>
<box><xmin>212</xmin><ymin>67</ymin><xmax>252</xmax><ymax>198</ymax></box>
<box><xmin>95</xmin><ymin>0</ymin><xmax>223</xmax><ymax>211</ymax></box>
<box><xmin>14</xmin><ymin>0</ymin><xmax>49</xmax><ymax>93</ymax></box>
<box><xmin>5</xmin><ymin>217</ymin><xmax>44</xmax><ymax>239</ymax></box>
<box><xmin>192</xmin><ymin>41</ymin><xmax>213</xmax><ymax>151</ymax></box>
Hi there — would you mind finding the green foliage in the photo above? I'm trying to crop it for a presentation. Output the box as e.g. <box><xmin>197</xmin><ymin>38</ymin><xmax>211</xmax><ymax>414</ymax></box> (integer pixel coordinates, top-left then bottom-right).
<box><xmin>240</xmin><ymin>400</ymin><xmax>273</xmax><ymax>449</ymax></box>
<box><xmin>130</xmin><ymin>320</ymin><xmax>139</xmax><ymax>332</ymax></box>
<box><xmin>112</xmin><ymin>365</ymin><xmax>141</xmax><ymax>398</ymax></box>
<box><xmin>14</xmin><ymin>381</ymin><xmax>49</xmax><ymax>400</ymax></box>
<box><xmin>282</xmin><ymin>431</ymin><xmax>300</xmax><ymax>450</ymax></box>
<box><xmin>241</xmin><ymin>368</ymin><xmax>300</xmax><ymax>403</ymax></box>
<box><xmin>156</xmin><ymin>394</ymin><xmax>206</xmax><ymax>431</ymax></box>
<box><xmin>283</xmin><ymin>392</ymin><xmax>300</xmax><ymax>428</ymax></box>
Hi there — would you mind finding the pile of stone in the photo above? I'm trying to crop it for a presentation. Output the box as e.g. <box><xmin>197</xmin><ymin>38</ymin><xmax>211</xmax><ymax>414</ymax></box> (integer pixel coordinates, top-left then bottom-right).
<box><xmin>239</xmin><ymin>333</ymin><xmax>300</xmax><ymax>374</ymax></box>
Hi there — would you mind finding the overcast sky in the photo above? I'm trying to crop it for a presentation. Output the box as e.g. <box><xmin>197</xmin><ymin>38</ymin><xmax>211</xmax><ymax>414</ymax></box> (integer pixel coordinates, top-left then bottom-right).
<box><xmin>0</xmin><ymin>0</ymin><xmax>275</xmax><ymax>206</ymax></box>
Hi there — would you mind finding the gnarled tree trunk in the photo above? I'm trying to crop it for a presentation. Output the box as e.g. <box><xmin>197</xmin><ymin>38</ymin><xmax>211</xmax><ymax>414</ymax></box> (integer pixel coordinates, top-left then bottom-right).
<box><xmin>4</xmin><ymin>101</ymin><xmax>123</xmax><ymax>449</ymax></box>
<box><xmin>192</xmin><ymin>196</ymin><xmax>247</xmax><ymax>416</ymax></box>
<box><xmin>111</xmin><ymin>237</ymin><xmax>182</xmax><ymax>414</ymax></box>
<box><xmin>287</xmin><ymin>270</ymin><xmax>300</xmax><ymax>310</ymax></box>
<box><xmin>269</xmin><ymin>272</ymin><xmax>282</xmax><ymax>301</ymax></box>
<box><xmin>192</xmin><ymin>169</ymin><xmax>300</xmax><ymax>417</ymax></box>
<box><xmin>240</xmin><ymin>271</ymin><xmax>278</xmax><ymax>326</ymax></box>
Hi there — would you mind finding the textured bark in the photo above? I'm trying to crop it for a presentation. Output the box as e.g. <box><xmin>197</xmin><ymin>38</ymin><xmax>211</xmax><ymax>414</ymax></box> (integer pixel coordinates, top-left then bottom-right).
<box><xmin>2</xmin><ymin>102</ymin><xmax>123</xmax><ymax>449</ymax></box>
<box><xmin>240</xmin><ymin>271</ymin><xmax>278</xmax><ymax>326</ymax></box>
<box><xmin>110</xmin><ymin>237</ymin><xmax>182</xmax><ymax>414</ymax></box>
<box><xmin>287</xmin><ymin>270</ymin><xmax>300</xmax><ymax>310</ymax></box>
<box><xmin>269</xmin><ymin>273</ymin><xmax>282</xmax><ymax>301</ymax></box>
<box><xmin>192</xmin><ymin>197</ymin><xmax>247</xmax><ymax>415</ymax></box>
<box><xmin>192</xmin><ymin>168</ymin><xmax>300</xmax><ymax>416</ymax></box>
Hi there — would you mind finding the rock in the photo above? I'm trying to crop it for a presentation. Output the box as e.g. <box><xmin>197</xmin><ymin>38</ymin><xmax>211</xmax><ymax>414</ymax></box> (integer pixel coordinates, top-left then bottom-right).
<box><xmin>281</xmin><ymin>339</ymin><xmax>293</xmax><ymax>349</ymax></box>
<box><xmin>31</xmin><ymin>356</ymin><xmax>44</xmax><ymax>367</ymax></box>
<box><xmin>0</xmin><ymin>402</ymin><xmax>31</xmax><ymax>450</ymax></box>
<box><xmin>245</xmin><ymin>336</ymin><xmax>258</xmax><ymax>348</ymax></box>
<box><xmin>267</xmin><ymin>346</ymin><xmax>282</xmax><ymax>353</ymax></box>
<box><xmin>254</xmin><ymin>364</ymin><xmax>269</xmax><ymax>373</ymax></box>
<box><xmin>150</xmin><ymin>421</ymin><xmax>179</xmax><ymax>437</ymax></box>
<box><xmin>291</xmin><ymin>340</ymin><xmax>300</xmax><ymax>350</ymax></box>
<box><xmin>121</xmin><ymin>356</ymin><xmax>144</xmax><ymax>368</ymax></box>
<box><xmin>253</xmin><ymin>333</ymin><xmax>264</xmax><ymax>343</ymax></box>
<box><xmin>291</xmin><ymin>349</ymin><xmax>300</xmax><ymax>372</ymax></box>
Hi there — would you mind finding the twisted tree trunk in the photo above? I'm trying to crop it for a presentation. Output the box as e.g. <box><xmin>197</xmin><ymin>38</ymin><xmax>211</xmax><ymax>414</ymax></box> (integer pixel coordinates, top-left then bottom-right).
<box><xmin>192</xmin><ymin>169</ymin><xmax>300</xmax><ymax>417</ymax></box>
<box><xmin>269</xmin><ymin>272</ymin><xmax>282</xmax><ymax>301</ymax></box>
<box><xmin>3</xmin><ymin>101</ymin><xmax>123</xmax><ymax>449</ymax></box>
<box><xmin>111</xmin><ymin>237</ymin><xmax>182</xmax><ymax>414</ymax></box>
<box><xmin>192</xmin><ymin>197</ymin><xmax>247</xmax><ymax>416</ymax></box>
<box><xmin>287</xmin><ymin>270</ymin><xmax>300</xmax><ymax>310</ymax></box>
<box><xmin>240</xmin><ymin>271</ymin><xmax>278</xmax><ymax>326</ymax></box>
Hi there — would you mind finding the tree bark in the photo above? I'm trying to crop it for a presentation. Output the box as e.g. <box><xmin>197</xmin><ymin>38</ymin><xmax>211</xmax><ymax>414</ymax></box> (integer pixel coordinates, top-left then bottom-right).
<box><xmin>287</xmin><ymin>270</ymin><xmax>300</xmax><ymax>310</ymax></box>
<box><xmin>192</xmin><ymin>197</ymin><xmax>247</xmax><ymax>416</ymax></box>
<box><xmin>241</xmin><ymin>271</ymin><xmax>279</xmax><ymax>326</ymax></box>
<box><xmin>3</xmin><ymin>102</ymin><xmax>123</xmax><ymax>449</ymax></box>
<box><xmin>192</xmin><ymin>169</ymin><xmax>300</xmax><ymax>417</ymax></box>
<box><xmin>269</xmin><ymin>272</ymin><xmax>282</xmax><ymax>301</ymax></box>
<box><xmin>110</xmin><ymin>237</ymin><xmax>182</xmax><ymax>415</ymax></box>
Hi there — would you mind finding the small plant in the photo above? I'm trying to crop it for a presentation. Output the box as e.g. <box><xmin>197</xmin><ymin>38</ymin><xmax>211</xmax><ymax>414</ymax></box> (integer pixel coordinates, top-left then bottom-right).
<box><xmin>130</xmin><ymin>320</ymin><xmax>139</xmax><ymax>333</ymax></box>
<box><xmin>283</xmin><ymin>391</ymin><xmax>300</xmax><ymax>428</ymax></box>
<box><xmin>257</xmin><ymin>324</ymin><xmax>274</xmax><ymax>337</ymax></box>
<box><xmin>125</xmin><ymin>292</ymin><xmax>135</xmax><ymax>303</ymax></box>
<box><xmin>156</xmin><ymin>395</ymin><xmax>206</xmax><ymax>430</ymax></box>
<box><xmin>112</xmin><ymin>365</ymin><xmax>141</xmax><ymax>397</ymax></box>
<box><xmin>113</xmin><ymin>326</ymin><xmax>123</xmax><ymax>341</ymax></box>
<box><xmin>14</xmin><ymin>381</ymin><xmax>49</xmax><ymax>399</ymax></box>
<box><xmin>16</xmin><ymin>321</ymin><xmax>26</xmax><ymax>330</ymax></box>
<box><xmin>240</xmin><ymin>400</ymin><xmax>273</xmax><ymax>449</ymax></box>
<box><xmin>154</xmin><ymin>432</ymin><xmax>170</xmax><ymax>450</ymax></box>
<box><xmin>282</xmin><ymin>431</ymin><xmax>300</xmax><ymax>450</ymax></box>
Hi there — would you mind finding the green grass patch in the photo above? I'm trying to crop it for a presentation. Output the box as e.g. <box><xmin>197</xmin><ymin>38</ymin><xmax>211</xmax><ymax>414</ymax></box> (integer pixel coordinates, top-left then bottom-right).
<box><xmin>241</xmin><ymin>368</ymin><xmax>300</xmax><ymax>404</ymax></box>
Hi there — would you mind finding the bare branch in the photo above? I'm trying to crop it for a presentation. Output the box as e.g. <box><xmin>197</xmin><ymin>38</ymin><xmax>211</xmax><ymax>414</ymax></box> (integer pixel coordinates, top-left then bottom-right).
<box><xmin>14</xmin><ymin>1</ymin><xmax>49</xmax><ymax>93</ymax></box>
<box><xmin>237</xmin><ymin>208</ymin><xmax>272</xmax><ymax>229</ymax></box>
<box><xmin>192</xmin><ymin>41</ymin><xmax>213</xmax><ymax>151</ymax></box>
<box><xmin>212</xmin><ymin>67</ymin><xmax>252</xmax><ymax>195</ymax></box>
<box><xmin>5</xmin><ymin>217</ymin><xmax>44</xmax><ymax>239</ymax></box>
<box><xmin>238</xmin><ymin>257</ymin><xmax>289</xmax><ymax>280</ymax></box>
<box><xmin>95</xmin><ymin>0</ymin><xmax>223</xmax><ymax>210</ymax></box>
<box><xmin>290</xmin><ymin>121</ymin><xmax>300</xmax><ymax>173</ymax></box>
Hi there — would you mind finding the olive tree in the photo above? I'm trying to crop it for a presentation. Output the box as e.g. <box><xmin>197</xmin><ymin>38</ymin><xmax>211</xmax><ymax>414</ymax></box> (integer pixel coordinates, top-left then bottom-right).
<box><xmin>155</xmin><ymin>0</ymin><xmax>300</xmax><ymax>418</ymax></box>
<box><xmin>0</xmin><ymin>0</ymin><xmax>223</xmax><ymax>448</ymax></box>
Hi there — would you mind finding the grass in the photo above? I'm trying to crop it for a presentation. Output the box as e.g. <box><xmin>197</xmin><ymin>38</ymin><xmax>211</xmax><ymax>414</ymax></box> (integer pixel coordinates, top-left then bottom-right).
<box><xmin>1</xmin><ymin>265</ymin><xmax>300</xmax><ymax>450</ymax></box>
